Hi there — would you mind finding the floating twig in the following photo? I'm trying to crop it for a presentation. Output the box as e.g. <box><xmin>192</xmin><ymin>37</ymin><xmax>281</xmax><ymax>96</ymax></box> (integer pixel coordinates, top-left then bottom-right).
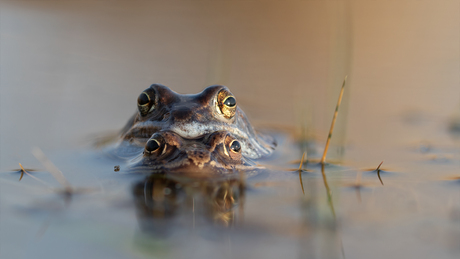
<box><xmin>376</xmin><ymin>161</ymin><xmax>383</xmax><ymax>171</ymax></box>
<box><xmin>18</xmin><ymin>163</ymin><xmax>26</xmax><ymax>181</ymax></box>
<box><xmin>31</xmin><ymin>147</ymin><xmax>98</xmax><ymax>197</ymax></box>
<box><xmin>32</xmin><ymin>147</ymin><xmax>72</xmax><ymax>192</ymax></box>
<box><xmin>376</xmin><ymin>161</ymin><xmax>384</xmax><ymax>185</ymax></box>
<box><xmin>288</xmin><ymin>151</ymin><xmax>313</xmax><ymax>173</ymax></box>
<box><xmin>17</xmin><ymin>163</ymin><xmax>51</xmax><ymax>188</ymax></box>
<box><xmin>298</xmin><ymin>152</ymin><xmax>306</xmax><ymax>195</ymax></box>
<box><xmin>321</xmin><ymin>76</ymin><xmax>347</xmax><ymax>164</ymax></box>
<box><xmin>299</xmin><ymin>152</ymin><xmax>306</xmax><ymax>171</ymax></box>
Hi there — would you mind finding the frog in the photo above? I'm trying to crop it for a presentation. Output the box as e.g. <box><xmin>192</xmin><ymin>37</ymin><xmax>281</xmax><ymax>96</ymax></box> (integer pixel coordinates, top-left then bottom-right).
<box><xmin>114</xmin><ymin>84</ymin><xmax>276</xmax><ymax>161</ymax></box>
<box><xmin>129</xmin><ymin>130</ymin><xmax>255</xmax><ymax>174</ymax></box>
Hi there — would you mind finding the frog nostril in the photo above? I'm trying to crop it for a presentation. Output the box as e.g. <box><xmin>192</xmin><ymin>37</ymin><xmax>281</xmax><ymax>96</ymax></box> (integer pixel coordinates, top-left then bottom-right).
<box><xmin>162</xmin><ymin>112</ymin><xmax>171</xmax><ymax>121</ymax></box>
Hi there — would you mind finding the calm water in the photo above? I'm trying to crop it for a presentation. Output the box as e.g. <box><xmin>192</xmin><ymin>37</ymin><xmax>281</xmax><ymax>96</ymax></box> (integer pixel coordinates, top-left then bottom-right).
<box><xmin>1</xmin><ymin>1</ymin><xmax>460</xmax><ymax>258</ymax></box>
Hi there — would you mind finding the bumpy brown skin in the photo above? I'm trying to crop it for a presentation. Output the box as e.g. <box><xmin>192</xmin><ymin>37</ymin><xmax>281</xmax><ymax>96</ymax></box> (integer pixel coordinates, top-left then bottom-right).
<box><xmin>117</xmin><ymin>84</ymin><xmax>276</xmax><ymax>160</ymax></box>
<box><xmin>129</xmin><ymin>131</ymin><xmax>256</xmax><ymax>175</ymax></box>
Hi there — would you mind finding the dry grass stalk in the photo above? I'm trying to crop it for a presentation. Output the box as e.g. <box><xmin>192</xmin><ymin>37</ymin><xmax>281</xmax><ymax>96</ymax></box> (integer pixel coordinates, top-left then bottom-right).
<box><xmin>321</xmin><ymin>76</ymin><xmax>347</xmax><ymax>164</ymax></box>
<box><xmin>376</xmin><ymin>161</ymin><xmax>384</xmax><ymax>185</ymax></box>
<box><xmin>298</xmin><ymin>152</ymin><xmax>306</xmax><ymax>195</ymax></box>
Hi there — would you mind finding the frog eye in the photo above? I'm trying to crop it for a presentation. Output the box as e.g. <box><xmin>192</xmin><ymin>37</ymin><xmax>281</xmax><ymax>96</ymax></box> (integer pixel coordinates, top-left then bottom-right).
<box><xmin>145</xmin><ymin>139</ymin><xmax>160</xmax><ymax>152</ymax></box>
<box><xmin>229</xmin><ymin>140</ymin><xmax>241</xmax><ymax>153</ymax></box>
<box><xmin>216</xmin><ymin>89</ymin><xmax>237</xmax><ymax>119</ymax></box>
<box><xmin>224</xmin><ymin>135</ymin><xmax>242</xmax><ymax>160</ymax></box>
<box><xmin>137</xmin><ymin>88</ymin><xmax>156</xmax><ymax>116</ymax></box>
<box><xmin>145</xmin><ymin>135</ymin><xmax>164</xmax><ymax>154</ymax></box>
<box><xmin>223</xmin><ymin>96</ymin><xmax>236</xmax><ymax>107</ymax></box>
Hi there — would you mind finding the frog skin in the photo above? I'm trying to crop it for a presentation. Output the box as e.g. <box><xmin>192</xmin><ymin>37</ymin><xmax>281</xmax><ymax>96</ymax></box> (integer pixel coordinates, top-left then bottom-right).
<box><xmin>116</xmin><ymin>84</ymin><xmax>276</xmax><ymax>160</ymax></box>
<box><xmin>129</xmin><ymin>130</ymin><xmax>256</xmax><ymax>175</ymax></box>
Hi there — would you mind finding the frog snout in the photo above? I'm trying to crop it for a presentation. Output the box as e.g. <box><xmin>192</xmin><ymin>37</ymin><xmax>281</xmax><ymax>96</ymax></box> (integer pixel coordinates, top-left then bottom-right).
<box><xmin>171</xmin><ymin>107</ymin><xmax>194</xmax><ymax>122</ymax></box>
<box><xmin>186</xmin><ymin>146</ymin><xmax>211</xmax><ymax>166</ymax></box>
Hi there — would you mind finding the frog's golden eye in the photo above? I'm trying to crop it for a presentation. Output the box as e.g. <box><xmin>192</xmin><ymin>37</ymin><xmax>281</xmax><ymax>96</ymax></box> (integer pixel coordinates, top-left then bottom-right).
<box><xmin>216</xmin><ymin>89</ymin><xmax>237</xmax><ymax>119</ymax></box>
<box><xmin>137</xmin><ymin>88</ymin><xmax>156</xmax><ymax>116</ymax></box>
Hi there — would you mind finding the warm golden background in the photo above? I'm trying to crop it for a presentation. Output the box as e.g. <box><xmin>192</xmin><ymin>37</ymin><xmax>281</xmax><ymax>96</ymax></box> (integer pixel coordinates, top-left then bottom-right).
<box><xmin>1</xmin><ymin>0</ymin><xmax>459</xmax><ymax>168</ymax></box>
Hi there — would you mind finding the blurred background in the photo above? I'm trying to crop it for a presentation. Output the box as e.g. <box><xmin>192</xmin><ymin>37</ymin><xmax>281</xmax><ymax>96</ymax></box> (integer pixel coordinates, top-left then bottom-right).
<box><xmin>1</xmin><ymin>1</ymin><xmax>460</xmax><ymax>258</ymax></box>
<box><xmin>2</xmin><ymin>0</ymin><xmax>458</xmax><ymax>169</ymax></box>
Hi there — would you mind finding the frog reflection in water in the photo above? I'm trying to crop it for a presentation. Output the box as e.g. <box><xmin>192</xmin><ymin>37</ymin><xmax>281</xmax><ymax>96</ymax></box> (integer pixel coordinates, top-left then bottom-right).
<box><xmin>114</xmin><ymin>84</ymin><xmax>276</xmax><ymax>173</ymax></box>
<box><xmin>133</xmin><ymin>174</ymin><xmax>244</xmax><ymax>232</ymax></box>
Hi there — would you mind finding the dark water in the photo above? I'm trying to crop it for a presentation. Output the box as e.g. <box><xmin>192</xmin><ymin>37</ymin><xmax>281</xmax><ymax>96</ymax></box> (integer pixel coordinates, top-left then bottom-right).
<box><xmin>1</xmin><ymin>0</ymin><xmax>460</xmax><ymax>258</ymax></box>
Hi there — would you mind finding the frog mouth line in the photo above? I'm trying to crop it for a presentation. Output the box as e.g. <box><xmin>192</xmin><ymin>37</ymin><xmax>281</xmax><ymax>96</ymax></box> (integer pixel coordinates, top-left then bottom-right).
<box><xmin>128</xmin><ymin>154</ymin><xmax>257</xmax><ymax>174</ymax></box>
<box><xmin>130</xmin><ymin>120</ymin><xmax>250</xmax><ymax>140</ymax></box>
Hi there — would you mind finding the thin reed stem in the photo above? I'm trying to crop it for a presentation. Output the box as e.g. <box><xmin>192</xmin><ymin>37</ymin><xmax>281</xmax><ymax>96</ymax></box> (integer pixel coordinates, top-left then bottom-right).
<box><xmin>321</xmin><ymin>76</ymin><xmax>347</xmax><ymax>164</ymax></box>
<box><xmin>298</xmin><ymin>152</ymin><xmax>306</xmax><ymax>195</ymax></box>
